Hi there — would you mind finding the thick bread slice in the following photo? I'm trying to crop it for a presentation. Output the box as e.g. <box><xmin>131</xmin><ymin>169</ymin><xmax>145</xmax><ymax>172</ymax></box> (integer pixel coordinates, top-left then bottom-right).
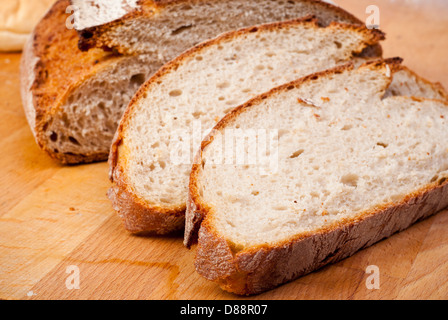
<box><xmin>22</xmin><ymin>0</ymin><xmax>369</xmax><ymax>164</ymax></box>
<box><xmin>187</xmin><ymin>59</ymin><xmax>448</xmax><ymax>295</ymax></box>
<box><xmin>72</xmin><ymin>0</ymin><xmax>363</xmax><ymax>54</ymax></box>
<box><xmin>108</xmin><ymin>18</ymin><xmax>385</xmax><ymax>235</ymax></box>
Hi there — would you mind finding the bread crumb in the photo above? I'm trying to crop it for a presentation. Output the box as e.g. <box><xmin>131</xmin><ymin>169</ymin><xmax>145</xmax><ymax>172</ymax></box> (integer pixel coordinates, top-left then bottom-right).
<box><xmin>69</xmin><ymin>207</ymin><xmax>76</xmax><ymax>211</ymax></box>
<box><xmin>385</xmin><ymin>64</ymin><xmax>391</xmax><ymax>78</ymax></box>
<box><xmin>321</xmin><ymin>97</ymin><xmax>330</xmax><ymax>102</ymax></box>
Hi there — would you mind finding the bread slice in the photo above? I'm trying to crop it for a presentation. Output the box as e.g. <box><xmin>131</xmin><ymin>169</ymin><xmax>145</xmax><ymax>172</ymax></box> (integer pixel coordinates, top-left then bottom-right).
<box><xmin>186</xmin><ymin>59</ymin><xmax>448</xmax><ymax>295</ymax></box>
<box><xmin>21</xmin><ymin>0</ymin><xmax>370</xmax><ymax>164</ymax></box>
<box><xmin>72</xmin><ymin>0</ymin><xmax>363</xmax><ymax>54</ymax></box>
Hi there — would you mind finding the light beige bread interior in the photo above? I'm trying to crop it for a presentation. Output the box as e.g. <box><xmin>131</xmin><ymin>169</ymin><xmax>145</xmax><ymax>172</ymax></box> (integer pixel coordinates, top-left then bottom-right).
<box><xmin>187</xmin><ymin>59</ymin><xmax>448</xmax><ymax>295</ymax></box>
<box><xmin>22</xmin><ymin>0</ymin><xmax>368</xmax><ymax>164</ymax></box>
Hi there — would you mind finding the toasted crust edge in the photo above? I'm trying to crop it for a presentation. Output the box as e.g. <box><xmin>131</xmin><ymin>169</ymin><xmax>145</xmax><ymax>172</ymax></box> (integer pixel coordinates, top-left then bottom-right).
<box><xmin>108</xmin><ymin>17</ymin><xmax>384</xmax><ymax>235</ymax></box>
<box><xmin>187</xmin><ymin>59</ymin><xmax>448</xmax><ymax>295</ymax></box>
<box><xmin>20</xmin><ymin>0</ymin><xmax>119</xmax><ymax>164</ymax></box>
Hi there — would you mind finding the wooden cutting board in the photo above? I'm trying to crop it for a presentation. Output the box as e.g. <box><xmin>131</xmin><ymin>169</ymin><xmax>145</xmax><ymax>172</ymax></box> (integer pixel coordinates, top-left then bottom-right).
<box><xmin>1</xmin><ymin>0</ymin><xmax>448</xmax><ymax>300</ymax></box>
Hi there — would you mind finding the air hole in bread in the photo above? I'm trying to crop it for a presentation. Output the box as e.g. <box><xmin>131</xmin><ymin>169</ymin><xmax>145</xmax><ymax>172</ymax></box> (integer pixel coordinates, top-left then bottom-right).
<box><xmin>341</xmin><ymin>124</ymin><xmax>353</xmax><ymax>131</ymax></box>
<box><xmin>334</xmin><ymin>41</ymin><xmax>342</xmax><ymax>49</ymax></box>
<box><xmin>169</xmin><ymin>89</ymin><xmax>183</xmax><ymax>97</ymax></box>
<box><xmin>377</xmin><ymin>142</ymin><xmax>388</xmax><ymax>148</ymax></box>
<box><xmin>290</xmin><ymin>149</ymin><xmax>304</xmax><ymax>159</ymax></box>
<box><xmin>171</xmin><ymin>24</ymin><xmax>193</xmax><ymax>36</ymax></box>
<box><xmin>50</xmin><ymin>132</ymin><xmax>58</xmax><ymax>142</ymax></box>
<box><xmin>217</xmin><ymin>82</ymin><xmax>230</xmax><ymax>89</ymax></box>
<box><xmin>97</xmin><ymin>102</ymin><xmax>106</xmax><ymax>111</ymax></box>
<box><xmin>341</xmin><ymin>174</ymin><xmax>359</xmax><ymax>187</ymax></box>
<box><xmin>193</xmin><ymin>111</ymin><xmax>205</xmax><ymax>119</ymax></box>
<box><xmin>130</xmin><ymin>73</ymin><xmax>146</xmax><ymax>88</ymax></box>
<box><xmin>69</xmin><ymin>136</ymin><xmax>80</xmax><ymax>146</ymax></box>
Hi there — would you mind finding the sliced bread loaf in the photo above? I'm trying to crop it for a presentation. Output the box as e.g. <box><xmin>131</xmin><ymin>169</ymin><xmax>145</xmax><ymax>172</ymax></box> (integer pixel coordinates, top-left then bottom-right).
<box><xmin>187</xmin><ymin>59</ymin><xmax>448</xmax><ymax>295</ymax></box>
<box><xmin>22</xmin><ymin>0</ymin><xmax>370</xmax><ymax>164</ymax></box>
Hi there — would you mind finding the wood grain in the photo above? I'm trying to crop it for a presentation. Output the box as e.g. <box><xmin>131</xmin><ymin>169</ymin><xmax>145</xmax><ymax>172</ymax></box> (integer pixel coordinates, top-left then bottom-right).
<box><xmin>1</xmin><ymin>0</ymin><xmax>448</xmax><ymax>300</ymax></box>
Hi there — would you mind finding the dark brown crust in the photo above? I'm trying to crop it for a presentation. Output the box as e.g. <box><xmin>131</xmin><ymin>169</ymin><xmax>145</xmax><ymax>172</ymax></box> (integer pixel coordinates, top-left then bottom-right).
<box><xmin>74</xmin><ymin>0</ymin><xmax>364</xmax><ymax>53</ymax></box>
<box><xmin>109</xmin><ymin>18</ymin><xmax>384</xmax><ymax>235</ymax></box>
<box><xmin>187</xmin><ymin>59</ymin><xmax>448</xmax><ymax>295</ymax></box>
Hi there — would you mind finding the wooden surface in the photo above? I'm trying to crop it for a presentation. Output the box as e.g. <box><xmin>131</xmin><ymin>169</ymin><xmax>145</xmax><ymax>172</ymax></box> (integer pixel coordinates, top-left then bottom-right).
<box><xmin>1</xmin><ymin>0</ymin><xmax>448</xmax><ymax>300</ymax></box>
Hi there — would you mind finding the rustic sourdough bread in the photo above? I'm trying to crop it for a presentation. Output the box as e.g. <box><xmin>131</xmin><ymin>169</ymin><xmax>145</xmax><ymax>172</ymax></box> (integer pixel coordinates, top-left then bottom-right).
<box><xmin>108</xmin><ymin>18</ymin><xmax>389</xmax><ymax>235</ymax></box>
<box><xmin>186</xmin><ymin>59</ymin><xmax>448</xmax><ymax>295</ymax></box>
<box><xmin>21</xmin><ymin>0</ymin><xmax>369</xmax><ymax>164</ymax></box>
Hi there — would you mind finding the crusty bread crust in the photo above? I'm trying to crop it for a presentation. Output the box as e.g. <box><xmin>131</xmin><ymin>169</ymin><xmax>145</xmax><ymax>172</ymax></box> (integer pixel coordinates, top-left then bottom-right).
<box><xmin>109</xmin><ymin>18</ymin><xmax>385</xmax><ymax>235</ymax></box>
<box><xmin>187</xmin><ymin>59</ymin><xmax>448</xmax><ymax>295</ymax></box>
<box><xmin>75</xmin><ymin>0</ymin><xmax>364</xmax><ymax>53</ymax></box>
<box><xmin>108</xmin><ymin>147</ymin><xmax>186</xmax><ymax>234</ymax></box>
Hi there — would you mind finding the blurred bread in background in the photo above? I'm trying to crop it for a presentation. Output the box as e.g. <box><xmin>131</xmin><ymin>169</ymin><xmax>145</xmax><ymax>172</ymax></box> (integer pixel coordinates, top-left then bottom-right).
<box><xmin>0</xmin><ymin>0</ymin><xmax>56</xmax><ymax>51</ymax></box>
